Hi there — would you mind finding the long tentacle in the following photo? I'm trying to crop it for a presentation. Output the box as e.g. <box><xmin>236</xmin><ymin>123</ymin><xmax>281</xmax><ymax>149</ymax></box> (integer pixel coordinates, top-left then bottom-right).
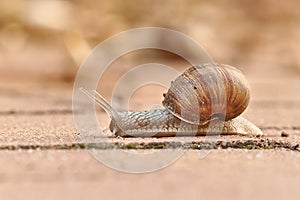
<box><xmin>80</xmin><ymin>87</ymin><xmax>119</xmax><ymax>119</ymax></box>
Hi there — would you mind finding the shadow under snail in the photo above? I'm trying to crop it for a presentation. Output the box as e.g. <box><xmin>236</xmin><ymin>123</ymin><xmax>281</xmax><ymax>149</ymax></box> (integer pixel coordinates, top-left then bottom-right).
<box><xmin>81</xmin><ymin>63</ymin><xmax>263</xmax><ymax>137</ymax></box>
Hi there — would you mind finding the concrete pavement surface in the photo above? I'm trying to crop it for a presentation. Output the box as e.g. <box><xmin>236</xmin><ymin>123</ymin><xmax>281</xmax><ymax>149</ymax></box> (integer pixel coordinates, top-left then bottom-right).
<box><xmin>0</xmin><ymin>64</ymin><xmax>300</xmax><ymax>200</ymax></box>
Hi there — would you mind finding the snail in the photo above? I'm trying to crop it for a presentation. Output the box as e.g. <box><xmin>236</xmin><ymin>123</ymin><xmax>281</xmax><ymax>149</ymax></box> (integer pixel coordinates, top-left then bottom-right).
<box><xmin>81</xmin><ymin>63</ymin><xmax>263</xmax><ymax>137</ymax></box>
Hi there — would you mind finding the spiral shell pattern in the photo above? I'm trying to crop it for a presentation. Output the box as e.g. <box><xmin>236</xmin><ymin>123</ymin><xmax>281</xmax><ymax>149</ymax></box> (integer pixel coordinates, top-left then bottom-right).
<box><xmin>162</xmin><ymin>63</ymin><xmax>250</xmax><ymax>124</ymax></box>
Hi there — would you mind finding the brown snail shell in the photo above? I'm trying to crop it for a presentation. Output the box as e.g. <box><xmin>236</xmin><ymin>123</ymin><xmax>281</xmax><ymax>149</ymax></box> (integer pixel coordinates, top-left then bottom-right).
<box><xmin>162</xmin><ymin>63</ymin><xmax>250</xmax><ymax>125</ymax></box>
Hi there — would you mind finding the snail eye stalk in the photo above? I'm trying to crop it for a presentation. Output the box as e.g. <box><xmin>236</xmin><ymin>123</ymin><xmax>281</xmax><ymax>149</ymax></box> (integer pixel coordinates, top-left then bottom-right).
<box><xmin>80</xmin><ymin>87</ymin><xmax>119</xmax><ymax>119</ymax></box>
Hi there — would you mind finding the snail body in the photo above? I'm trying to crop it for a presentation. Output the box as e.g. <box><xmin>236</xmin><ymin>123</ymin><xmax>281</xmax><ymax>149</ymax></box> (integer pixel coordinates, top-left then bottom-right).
<box><xmin>81</xmin><ymin>63</ymin><xmax>263</xmax><ymax>137</ymax></box>
<box><xmin>109</xmin><ymin>109</ymin><xmax>262</xmax><ymax>137</ymax></box>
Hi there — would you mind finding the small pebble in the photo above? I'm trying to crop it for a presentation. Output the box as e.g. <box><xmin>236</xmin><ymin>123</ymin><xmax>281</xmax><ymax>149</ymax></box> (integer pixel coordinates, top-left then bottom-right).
<box><xmin>281</xmin><ymin>131</ymin><xmax>289</xmax><ymax>137</ymax></box>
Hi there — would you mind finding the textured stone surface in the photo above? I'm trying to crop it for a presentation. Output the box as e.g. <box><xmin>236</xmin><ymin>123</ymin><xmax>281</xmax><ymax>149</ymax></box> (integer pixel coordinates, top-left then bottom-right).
<box><xmin>0</xmin><ymin>66</ymin><xmax>300</xmax><ymax>200</ymax></box>
<box><xmin>0</xmin><ymin>150</ymin><xmax>300</xmax><ymax>200</ymax></box>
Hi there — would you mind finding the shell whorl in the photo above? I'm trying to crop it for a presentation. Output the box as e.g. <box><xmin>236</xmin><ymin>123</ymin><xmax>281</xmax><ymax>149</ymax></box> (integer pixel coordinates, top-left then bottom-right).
<box><xmin>162</xmin><ymin>63</ymin><xmax>250</xmax><ymax>125</ymax></box>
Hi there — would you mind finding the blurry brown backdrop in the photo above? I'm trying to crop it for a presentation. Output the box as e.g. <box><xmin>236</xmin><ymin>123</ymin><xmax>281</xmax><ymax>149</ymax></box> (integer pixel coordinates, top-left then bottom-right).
<box><xmin>1</xmin><ymin>0</ymin><xmax>300</xmax><ymax>84</ymax></box>
<box><xmin>1</xmin><ymin>1</ymin><xmax>300</xmax><ymax>200</ymax></box>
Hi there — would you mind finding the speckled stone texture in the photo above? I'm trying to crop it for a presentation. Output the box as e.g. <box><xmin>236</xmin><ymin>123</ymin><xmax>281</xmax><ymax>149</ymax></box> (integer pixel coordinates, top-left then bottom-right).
<box><xmin>0</xmin><ymin>63</ymin><xmax>300</xmax><ymax>200</ymax></box>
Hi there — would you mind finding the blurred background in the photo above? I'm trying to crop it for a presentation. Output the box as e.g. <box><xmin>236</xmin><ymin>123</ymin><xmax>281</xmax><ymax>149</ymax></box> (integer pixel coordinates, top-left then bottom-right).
<box><xmin>1</xmin><ymin>2</ymin><xmax>300</xmax><ymax>199</ymax></box>
<box><xmin>1</xmin><ymin>0</ymin><xmax>299</xmax><ymax>84</ymax></box>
